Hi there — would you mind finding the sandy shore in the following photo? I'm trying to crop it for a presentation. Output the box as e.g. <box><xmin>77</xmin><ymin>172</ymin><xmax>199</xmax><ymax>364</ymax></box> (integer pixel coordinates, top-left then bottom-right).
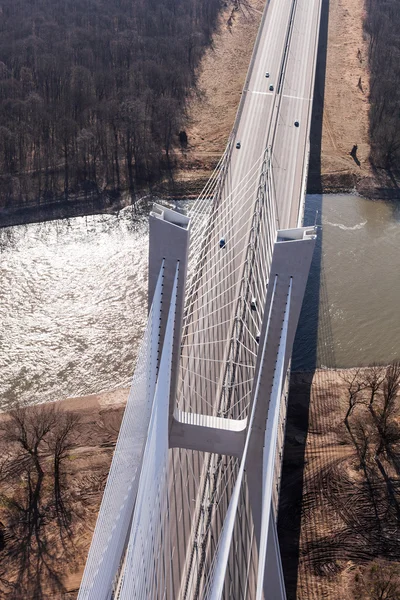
<box><xmin>57</xmin><ymin>386</ymin><xmax>130</xmax><ymax>413</ymax></box>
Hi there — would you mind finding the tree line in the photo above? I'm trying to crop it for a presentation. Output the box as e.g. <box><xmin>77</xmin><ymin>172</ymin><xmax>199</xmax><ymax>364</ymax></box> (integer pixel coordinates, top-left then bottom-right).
<box><xmin>0</xmin><ymin>0</ymin><xmax>232</xmax><ymax>209</ymax></box>
<box><xmin>364</xmin><ymin>0</ymin><xmax>400</xmax><ymax>174</ymax></box>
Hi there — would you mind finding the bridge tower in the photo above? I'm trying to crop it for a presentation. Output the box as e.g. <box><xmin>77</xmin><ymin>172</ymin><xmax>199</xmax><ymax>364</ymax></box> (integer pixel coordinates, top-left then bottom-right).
<box><xmin>149</xmin><ymin>208</ymin><xmax>317</xmax><ymax>600</ymax></box>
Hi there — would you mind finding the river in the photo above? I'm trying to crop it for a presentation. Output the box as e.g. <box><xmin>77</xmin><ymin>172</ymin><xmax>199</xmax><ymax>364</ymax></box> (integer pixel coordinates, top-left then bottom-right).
<box><xmin>0</xmin><ymin>194</ymin><xmax>399</xmax><ymax>409</ymax></box>
<box><xmin>293</xmin><ymin>193</ymin><xmax>400</xmax><ymax>370</ymax></box>
<box><xmin>0</xmin><ymin>207</ymin><xmax>150</xmax><ymax>409</ymax></box>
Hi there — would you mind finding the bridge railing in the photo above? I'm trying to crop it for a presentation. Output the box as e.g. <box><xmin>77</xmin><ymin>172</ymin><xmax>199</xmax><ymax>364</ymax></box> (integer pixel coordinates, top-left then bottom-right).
<box><xmin>117</xmin><ymin>265</ymin><xmax>179</xmax><ymax>599</ymax></box>
<box><xmin>77</xmin><ymin>263</ymin><xmax>164</xmax><ymax>600</ymax></box>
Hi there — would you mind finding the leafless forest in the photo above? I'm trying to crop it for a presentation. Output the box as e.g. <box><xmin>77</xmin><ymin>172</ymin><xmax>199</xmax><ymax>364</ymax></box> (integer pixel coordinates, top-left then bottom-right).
<box><xmin>364</xmin><ymin>0</ymin><xmax>400</xmax><ymax>175</ymax></box>
<box><xmin>0</xmin><ymin>0</ymin><xmax>244</xmax><ymax>210</ymax></box>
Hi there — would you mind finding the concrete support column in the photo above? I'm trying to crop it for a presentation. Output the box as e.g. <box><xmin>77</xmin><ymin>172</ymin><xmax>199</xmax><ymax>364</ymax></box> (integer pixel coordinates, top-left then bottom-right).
<box><xmin>264</xmin><ymin>508</ymin><xmax>287</xmax><ymax>600</ymax></box>
<box><xmin>148</xmin><ymin>204</ymin><xmax>190</xmax><ymax>425</ymax></box>
<box><xmin>246</xmin><ymin>226</ymin><xmax>316</xmax><ymax>600</ymax></box>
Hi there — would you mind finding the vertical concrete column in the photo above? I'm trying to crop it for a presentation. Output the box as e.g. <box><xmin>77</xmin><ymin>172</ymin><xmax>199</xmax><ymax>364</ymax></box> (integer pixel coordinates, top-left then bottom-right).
<box><xmin>245</xmin><ymin>226</ymin><xmax>316</xmax><ymax>600</ymax></box>
<box><xmin>148</xmin><ymin>204</ymin><xmax>190</xmax><ymax>425</ymax></box>
<box><xmin>264</xmin><ymin>509</ymin><xmax>288</xmax><ymax>600</ymax></box>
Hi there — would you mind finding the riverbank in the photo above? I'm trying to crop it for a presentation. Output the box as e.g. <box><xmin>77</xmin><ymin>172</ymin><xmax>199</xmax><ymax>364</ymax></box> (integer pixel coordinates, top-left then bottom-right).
<box><xmin>2</xmin><ymin>365</ymin><xmax>399</xmax><ymax>598</ymax></box>
<box><xmin>0</xmin><ymin>191</ymin><xmax>127</xmax><ymax>229</ymax></box>
<box><xmin>279</xmin><ymin>368</ymin><xmax>400</xmax><ymax>600</ymax></box>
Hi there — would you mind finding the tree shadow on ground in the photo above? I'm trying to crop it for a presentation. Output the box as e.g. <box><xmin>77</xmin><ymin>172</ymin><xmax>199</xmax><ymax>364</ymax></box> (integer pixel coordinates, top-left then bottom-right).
<box><xmin>0</xmin><ymin>406</ymin><xmax>81</xmax><ymax>599</ymax></box>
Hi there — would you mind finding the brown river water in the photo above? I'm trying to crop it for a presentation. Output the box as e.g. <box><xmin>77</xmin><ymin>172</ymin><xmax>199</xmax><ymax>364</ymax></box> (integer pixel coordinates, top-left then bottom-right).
<box><xmin>293</xmin><ymin>193</ymin><xmax>400</xmax><ymax>370</ymax></box>
<box><xmin>0</xmin><ymin>195</ymin><xmax>399</xmax><ymax>409</ymax></box>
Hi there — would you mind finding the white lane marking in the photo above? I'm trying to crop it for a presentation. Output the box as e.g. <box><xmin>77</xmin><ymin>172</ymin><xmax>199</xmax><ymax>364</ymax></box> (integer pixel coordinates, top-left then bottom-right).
<box><xmin>282</xmin><ymin>93</ymin><xmax>310</xmax><ymax>101</ymax></box>
<box><xmin>246</xmin><ymin>90</ymin><xmax>274</xmax><ymax>96</ymax></box>
<box><xmin>247</xmin><ymin>90</ymin><xmax>311</xmax><ymax>101</ymax></box>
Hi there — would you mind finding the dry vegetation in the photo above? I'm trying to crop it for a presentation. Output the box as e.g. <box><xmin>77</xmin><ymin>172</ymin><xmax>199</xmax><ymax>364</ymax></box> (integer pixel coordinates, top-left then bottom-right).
<box><xmin>279</xmin><ymin>365</ymin><xmax>400</xmax><ymax>600</ymax></box>
<box><xmin>173</xmin><ymin>0</ymin><xmax>264</xmax><ymax>193</ymax></box>
<box><xmin>0</xmin><ymin>393</ymin><xmax>126</xmax><ymax>599</ymax></box>
<box><xmin>307</xmin><ymin>0</ymin><xmax>372</xmax><ymax>194</ymax></box>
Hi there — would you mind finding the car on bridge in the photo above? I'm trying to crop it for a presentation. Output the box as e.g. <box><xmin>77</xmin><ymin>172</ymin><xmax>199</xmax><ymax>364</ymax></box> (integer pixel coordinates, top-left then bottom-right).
<box><xmin>269</xmin><ymin>84</ymin><xmax>274</xmax><ymax>91</ymax></box>
<box><xmin>265</xmin><ymin>72</ymin><xmax>270</xmax><ymax>78</ymax></box>
<box><xmin>236</xmin><ymin>141</ymin><xmax>241</xmax><ymax>149</ymax></box>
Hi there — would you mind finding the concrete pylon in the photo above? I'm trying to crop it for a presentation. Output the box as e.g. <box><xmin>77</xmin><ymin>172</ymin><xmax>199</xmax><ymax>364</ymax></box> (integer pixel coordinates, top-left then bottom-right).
<box><xmin>264</xmin><ymin>509</ymin><xmax>288</xmax><ymax>600</ymax></box>
<box><xmin>246</xmin><ymin>226</ymin><xmax>317</xmax><ymax>600</ymax></box>
<box><xmin>155</xmin><ymin>220</ymin><xmax>315</xmax><ymax>599</ymax></box>
<box><xmin>148</xmin><ymin>204</ymin><xmax>190</xmax><ymax>425</ymax></box>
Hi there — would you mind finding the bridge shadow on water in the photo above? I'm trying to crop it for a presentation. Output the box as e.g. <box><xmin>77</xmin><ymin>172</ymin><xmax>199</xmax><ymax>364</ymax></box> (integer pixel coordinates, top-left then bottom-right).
<box><xmin>277</xmin><ymin>1</ymin><xmax>331</xmax><ymax>597</ymax></box>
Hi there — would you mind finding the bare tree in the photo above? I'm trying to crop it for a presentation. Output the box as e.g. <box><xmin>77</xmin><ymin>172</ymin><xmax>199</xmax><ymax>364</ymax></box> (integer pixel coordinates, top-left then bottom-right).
<box><xmin>353</xmin><ymin>561</ymin><xmax>400</xmax><ymax>600</ymax></box>
<box><xmin>365</xmin><ymin>364</ymin><xmax>385</xmax><ymax>408</ymax></box>
<box><xmin>47</xmin><ymin>411</ymin><xmax>81</xmax><ymax>536</ymax></box>
<box><xmin>341</xmin><ymin>368</ymin><xmax>369</xmax><ymax>430</ymax></box>
<box><xmin>2</xmin><ymin>404</ymin><xmax>58</xmax><ymax>542</ymax></box>
<box><xmin>376</xmin><ymin>362</ymin><xmax>400</xmax><ymax>456</ymax></box>
<box><xmin>382</xmin><ymin>362</ymin><xmax>400</xmax><ymax>415</ymax></box>
<box><xmin>0</xmin><ymin>402</ymin><xmax>80</xmax><ymax>598</ymax></box>
<box><xmin>352</xmin><ymin>418</ymin><xmax>374</xmax><ymax>467</ymax></box>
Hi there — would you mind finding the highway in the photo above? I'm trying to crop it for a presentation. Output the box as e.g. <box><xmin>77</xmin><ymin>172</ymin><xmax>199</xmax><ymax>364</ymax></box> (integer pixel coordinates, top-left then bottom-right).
<box><xmin>178</xmin><ymin>0</ymin><xmax>322</xmax><ymax>431</ymax></box>
<box><xmin>170</xmin><ymin>0</ymin><xmax>323</xmax><ymax>596</ymax></box>
<box><xmin>272</xmin><ymin>0</ymin><xmax>323</xmax><ymax>228</ymax></box>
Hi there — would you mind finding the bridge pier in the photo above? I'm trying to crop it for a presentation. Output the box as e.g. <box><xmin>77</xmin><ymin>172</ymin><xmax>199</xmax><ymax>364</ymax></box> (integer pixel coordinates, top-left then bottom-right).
<box><xmin>247</xmin><ymin>227</ymin><xmax>316</xmax><ymax>599</ymax></box>
<box><xmin>168</xmin><ymin>226</ymin><xmax>316</xmax><ymax>599</ymax></box>
<box><xmin>148</xmin><ymin>203</ymin><xmax>190</xmax><ymax>424</ymax></box>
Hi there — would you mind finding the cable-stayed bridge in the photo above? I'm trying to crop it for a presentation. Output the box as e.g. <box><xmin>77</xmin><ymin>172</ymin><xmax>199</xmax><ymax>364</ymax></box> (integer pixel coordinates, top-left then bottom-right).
<box><xmin>78</xmin><ymin>0</ymin><xmax>322</xmax><ymax>597</ymax></box>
